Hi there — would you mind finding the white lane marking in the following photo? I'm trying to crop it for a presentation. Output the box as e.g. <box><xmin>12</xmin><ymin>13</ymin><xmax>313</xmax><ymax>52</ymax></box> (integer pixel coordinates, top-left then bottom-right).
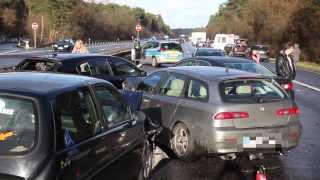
<box><xmin>0</xmin><ymin>50</ymin><xmax>19</xmax><ymax>55</ymax></box>
<box><xmin>294</xmin><ymin>80</ymin><xmax>320</xmax><ymax>92</ymax></box>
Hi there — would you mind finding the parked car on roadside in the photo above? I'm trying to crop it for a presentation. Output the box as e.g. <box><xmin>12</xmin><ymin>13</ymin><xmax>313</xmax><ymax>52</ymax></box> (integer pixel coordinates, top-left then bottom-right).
<box><xmin>0</xmin><ymin>71</ymin><xmax>156</xmax><ymax>180</ymax></box>
<box><xmin>53</xmin><ymin>39</ymin><xmax>75</xmax><ymax>52</ymax></box>
<box><xmin>193</xmin><ymin>48</ymin><xmax>225</xmax><ymax>57</ymax></box>
<box><xmin>175</xmin><ymin>56</ymin><xmax>295</xmax><ymax>98</ymax></box>
<box><xmin>141</xmin><ymin>41</ymin><xmax>183</xmax><ymax>67</ymax></box>
<box><xmin>15</xmin><ymin>54</ymin><xmax>147</xmax><ymax>89</ymax></box>
<box><xmin>138</xmin><ymin>66</ymin><xmax>301</xmax><ymax>161</ymax></box>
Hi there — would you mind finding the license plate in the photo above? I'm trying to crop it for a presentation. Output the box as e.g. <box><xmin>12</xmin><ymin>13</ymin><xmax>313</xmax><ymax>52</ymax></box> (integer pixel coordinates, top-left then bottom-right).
<box><xmin>58</xmin><ymin>47</ymin><xmax>63</xmax><ymax>50</ymax></box>
<box><xmin>243</xmin><ymin>136</ymin><xmax>276</xmax><ymax>148</ymax></box>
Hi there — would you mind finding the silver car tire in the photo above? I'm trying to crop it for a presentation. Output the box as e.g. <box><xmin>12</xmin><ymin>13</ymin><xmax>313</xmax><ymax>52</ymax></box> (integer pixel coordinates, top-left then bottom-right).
<box><xmin>152</xmin><ymin>57</ymin><xmax>158</xmax><ymax>67</ymax></box>
<box><xmin>171</xmin><ymin>123</ymin><xmax>196</xmax><ymax>161</ymax></box>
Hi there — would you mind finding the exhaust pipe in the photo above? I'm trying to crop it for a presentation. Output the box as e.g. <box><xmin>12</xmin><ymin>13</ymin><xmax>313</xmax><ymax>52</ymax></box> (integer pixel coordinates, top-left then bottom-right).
<box><xmin>220</xmin><ymin>153</ymin><xmax>237</xmax><ymax>160</ymax></box>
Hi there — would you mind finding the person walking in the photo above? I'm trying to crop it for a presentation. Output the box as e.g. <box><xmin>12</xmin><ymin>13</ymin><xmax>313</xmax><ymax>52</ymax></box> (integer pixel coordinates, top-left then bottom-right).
<box><xmin>72</xmin><ymin>39</ymin><xmax>89</xmax><ymax>54</ymax></box>
<box><xmin>275</xmin><ymin>42</ymin><xmax>296</xmax><ymax>80</ymax></box>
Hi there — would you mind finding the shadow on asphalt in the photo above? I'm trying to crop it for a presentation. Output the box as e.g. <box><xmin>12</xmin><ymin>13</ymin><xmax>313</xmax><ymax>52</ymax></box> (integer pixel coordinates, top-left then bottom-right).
<box><xmin>149</xmin><ymin>154</ymin><xmax>290</xmax><ymax>180</ymax></box>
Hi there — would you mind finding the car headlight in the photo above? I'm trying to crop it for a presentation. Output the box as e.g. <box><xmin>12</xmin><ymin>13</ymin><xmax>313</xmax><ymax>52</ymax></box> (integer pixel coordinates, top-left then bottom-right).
<box><xmin>53</xmin><ymin>44</ymin><xmax>58</xmax><ymax>47</ymax></box>
<box><xmin>64</xmin><ymin>45</ymin><xmax>69</xmax><ymax>48</ymax></box>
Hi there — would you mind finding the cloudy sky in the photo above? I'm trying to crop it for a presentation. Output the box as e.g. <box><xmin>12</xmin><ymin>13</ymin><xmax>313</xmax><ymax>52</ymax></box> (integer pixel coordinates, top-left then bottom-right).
<box><xmin>89</xmin><ymin>0</ymin><xmax>226</xmax><ymax>28</ymax></box>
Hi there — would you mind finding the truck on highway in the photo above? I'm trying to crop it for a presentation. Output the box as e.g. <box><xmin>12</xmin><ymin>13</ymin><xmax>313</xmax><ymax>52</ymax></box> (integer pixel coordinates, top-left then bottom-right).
<box><xmin>191</xmin><ymin>32</ymin><xmax>206</xmax><ymax>46</ymax></box>
<box><xmin>212</xmin><ymin>33</ymin><xmax>239</xmax><ymax>50</ymax></box>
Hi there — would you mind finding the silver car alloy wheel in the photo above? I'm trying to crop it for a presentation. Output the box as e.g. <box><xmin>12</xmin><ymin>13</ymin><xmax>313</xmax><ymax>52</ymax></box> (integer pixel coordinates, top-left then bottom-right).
<box><xmin>173</xmin><ymin>126</ymin><xmax>189</xmax><ymax>156</ymax></box>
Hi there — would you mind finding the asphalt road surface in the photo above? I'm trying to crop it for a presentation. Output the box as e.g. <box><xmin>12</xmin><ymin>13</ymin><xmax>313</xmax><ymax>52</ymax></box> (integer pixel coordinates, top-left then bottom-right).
<box><xmin>0</xmin><ymin>41</ymin><xmax>319</xmax><ymax>180</ymax></box>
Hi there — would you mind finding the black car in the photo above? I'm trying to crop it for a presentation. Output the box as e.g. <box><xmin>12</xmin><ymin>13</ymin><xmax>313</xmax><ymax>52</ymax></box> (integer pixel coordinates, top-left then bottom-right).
<box><xmin>53</xmin><ymin>39</ymin><xmax>75</xmax><ymax>52</ymax></box>
<box><xmin>193</xmin><ymin>48</ymin><xmax>225</xmax><ymax>57</ymax></box>
<box><xmin>15</xmin><ymin>54</ymin><xmax>147</xmax><ymax>89</ymax></box>
<box><xmin>175</xmin><ymin>57</ymin><xmax>294</xmax><ymax>98</ymax></box>
<box><xmin>0</xmin><ymin>71</ymin><xmax>157</xmax><ymax>180</ymax></box>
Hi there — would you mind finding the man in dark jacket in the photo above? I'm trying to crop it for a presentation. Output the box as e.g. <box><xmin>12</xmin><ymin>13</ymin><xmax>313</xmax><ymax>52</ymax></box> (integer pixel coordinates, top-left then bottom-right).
<box><xmin>276</xmin><ymin>42</ymin><xmax>296</xmax><ymax>80</ymax></box>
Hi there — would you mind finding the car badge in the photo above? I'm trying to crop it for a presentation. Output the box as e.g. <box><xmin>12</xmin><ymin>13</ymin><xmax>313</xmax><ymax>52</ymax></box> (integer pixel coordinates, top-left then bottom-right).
<box><xmin>260</xmin><ymin>107</ymin><xmax>265</xmax><ymax>112</ymax></box>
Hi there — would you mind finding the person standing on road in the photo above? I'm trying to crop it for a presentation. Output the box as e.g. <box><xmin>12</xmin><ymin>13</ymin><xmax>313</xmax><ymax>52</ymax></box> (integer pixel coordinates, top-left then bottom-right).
<box><xmin>250</xmin><ymin>49</ymin><xmax>260</xmax><ymax>63</ymax></box>
<box><xmin>72</xmin><ymin>39</ymin><xmax>89</xmax><ymax>54</ymax></box>
<box><xmin>276</xmin><ymin>42</ymin><xmax>296</xmax><ymax>80</ymax></box>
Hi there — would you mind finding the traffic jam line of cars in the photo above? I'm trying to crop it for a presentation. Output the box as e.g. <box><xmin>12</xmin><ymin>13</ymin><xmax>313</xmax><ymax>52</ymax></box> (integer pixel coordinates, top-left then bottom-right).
<box><xmin>0</xmin><ymin>40</ymin><xmax>301</xmax><ymax>179</ymax></box>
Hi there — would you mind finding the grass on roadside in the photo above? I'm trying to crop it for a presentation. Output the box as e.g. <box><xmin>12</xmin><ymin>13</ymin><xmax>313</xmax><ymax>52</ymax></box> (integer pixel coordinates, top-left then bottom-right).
<box><xmin>269</xmin><ymin>58</ymin><xmax>320</xmax><ymax>74</ymax></box>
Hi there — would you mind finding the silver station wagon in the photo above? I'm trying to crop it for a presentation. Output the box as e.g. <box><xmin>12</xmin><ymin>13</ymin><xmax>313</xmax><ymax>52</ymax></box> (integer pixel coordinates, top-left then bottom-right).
<box><xmin>138</xmin><ymin>66</ymin><xmax>302</xmax><ymax>160</ymax></box>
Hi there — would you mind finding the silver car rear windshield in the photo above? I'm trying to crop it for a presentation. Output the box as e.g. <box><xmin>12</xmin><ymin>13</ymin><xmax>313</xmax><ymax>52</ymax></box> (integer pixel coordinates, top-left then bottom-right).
<box><xmin>223</xmin><ymin>62</ymin><xmax>275</xmax><ymax>77</ymax></box>
<box><xmin>0</xmin><ymin>95</ymin><xmax>36</xmax><ymax>154</ymax></box>
<box><xmin>220</xmin><ymin>79</ymin><xmax>288</xmax><ymax>103</ymax></box>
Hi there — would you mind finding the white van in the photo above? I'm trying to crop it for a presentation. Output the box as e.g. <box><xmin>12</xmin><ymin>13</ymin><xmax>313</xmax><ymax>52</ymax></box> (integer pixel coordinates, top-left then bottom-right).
<box><xmin>213</xmin><ymin>34</ymin><xmax>239</xmax><ymax>50</ymax></box>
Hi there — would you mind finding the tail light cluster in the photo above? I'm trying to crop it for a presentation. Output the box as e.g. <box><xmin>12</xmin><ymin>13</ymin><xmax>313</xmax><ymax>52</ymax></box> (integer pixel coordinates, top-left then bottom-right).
<box><xmin>276</xmin><ymin>107</ymin><xmax>300</xmax><ymax>116</ymax></box>
<box><xmin>281</xmin><ymin>82</ymin><xmax>294</xmax><ymax>91</ymax></box>
<box><xmin>213</xmin><ymin>112</ymin><xmax>249</xmax><ymax>120</ymax></box>
<box><xmin>213</xmin><ymin>107</ymin><xmax>299</xmax><ymax>120</ymax></box>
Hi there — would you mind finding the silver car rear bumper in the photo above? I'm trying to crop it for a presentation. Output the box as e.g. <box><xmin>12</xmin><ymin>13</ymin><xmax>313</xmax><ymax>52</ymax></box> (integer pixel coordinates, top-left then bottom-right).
<box><xmin>204</xmin><ymin>121</ymin><xmax>301</xmax><ymax>154</ymax></box>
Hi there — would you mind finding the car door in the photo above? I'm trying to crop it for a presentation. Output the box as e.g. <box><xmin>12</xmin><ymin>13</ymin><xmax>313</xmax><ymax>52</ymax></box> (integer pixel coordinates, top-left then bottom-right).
<box><xmin>75</xmin><ymin>57</ymin><xmax>113</xmax><ymax>79</ymax></box>
<box><xmin>108</xmin><ymin>56</ymin><xmax>144</xmax><ymax>89</ymax></box>
<box><xmin>143</xmin><ymin>42</ymin><xmax>160</xmax><ymax>62</ymax></box>
<box><xmin>138</xmin><ymin>71</ymin><xmax>168</xmax><ymax>125</ymax></box>
<box><xmin>54</xmin><ymin>87</ymin><xmax>100</xmax><ymax>180</ymax></box>
<box><xmin>91</xmin><ymin>84</ymin><xmax>144</xmax><ymax>168</ymax></box>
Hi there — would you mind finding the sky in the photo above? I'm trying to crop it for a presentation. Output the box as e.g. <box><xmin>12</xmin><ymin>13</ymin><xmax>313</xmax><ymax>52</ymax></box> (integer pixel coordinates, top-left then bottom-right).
<box><xmin>88</xmin><ymin>0</ymin><xmax>227</xmax><ymax>28</ymax></box>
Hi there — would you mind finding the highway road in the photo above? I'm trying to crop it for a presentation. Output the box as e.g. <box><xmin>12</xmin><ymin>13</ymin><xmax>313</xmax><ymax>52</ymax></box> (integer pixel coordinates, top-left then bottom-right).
<box><xmin>0</xmin><ymin>42</ymin><xmax>319</xmax><ymax>180</ymax></box>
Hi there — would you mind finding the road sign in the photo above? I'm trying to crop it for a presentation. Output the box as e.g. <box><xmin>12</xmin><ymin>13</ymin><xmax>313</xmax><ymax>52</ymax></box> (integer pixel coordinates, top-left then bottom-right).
<box><xmin>135</xmin><ymin>24</ymin><xmax>142</xmax><ymax>32</ymax></box>
<box><xmin>32</xmin><ymin>23</ymin><xmax>39</xmax><ymax>30</ymax></box>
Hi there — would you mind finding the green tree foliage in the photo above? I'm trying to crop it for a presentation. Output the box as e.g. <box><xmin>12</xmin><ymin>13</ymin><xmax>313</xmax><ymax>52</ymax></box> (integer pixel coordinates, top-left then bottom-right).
<box><xmin>206</xmin><ymin>0</ymin><xmax>320</xmax><ymax>61</ymax></box>
<box><xmin>0</xmin><ymin>0</ymin><xmax>170</xmax><ymax>42</ymax></box>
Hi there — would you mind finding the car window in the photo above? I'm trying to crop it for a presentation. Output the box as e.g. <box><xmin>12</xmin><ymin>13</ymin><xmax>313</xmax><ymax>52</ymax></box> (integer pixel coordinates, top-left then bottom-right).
<box><xmin>151</xmin><ymin>42</ymin><xmax>160</xmax><ymax>48</ymax></box>
<box><xmin>196</xmin><ymin>50</ymin><xmax>224</xmax><ymax>57</ymax></box>
<box><xmin>138</xmin><ymin>72</ymin><xmax>166</xmax><ymax>94</ymax></box>
<box><xmin>76</xmin><ymin>58</ymin><xmax>111</xmax><ymax>76</ymax></box>
<box><xmin>176</xmin><ymin>60</ymin><xmax>194</xmax><ymax>66</ymax></box>
<box><xmin>109</xmin><ymin>57</ymin><xmax>140</xmax><ymax>76</ymax></box>
<box><xmin>19</xmin><ymin>60</ymin><xmax>58</xmax><ymax>71</ymax></box>
<box><xmin>76</xmin><ymin>61</ymin><xmax>93</xmax><ymax>75</ymax></box>
<box><xmin>90</xmin><ymin>58</ymin><xmax>112</xmax><ymax>75</ymax></box>
<box><xmin>220</xmin><ymin>79</ymin><xmax>287</xmax><ymax>104</ymax></box>
<box><xmin>0</xmin><ymin>95</ymin><xmax>36</xmax><ymax>155</ymax></box>
<box><xmin>55</xmin><ymin>88</ymin><xmax>97</xmax><ymax>150</ymax></box>
<box><xmin>187</xmin><ymin>79</ymin><xmax>208</xmax><ymax>101</ymax></box>
<box><xmin>195</xmin><ymin>60</ymin><xmax>211</xmax><ymax>66</ymax></box>
<box><xmin>160</xmin><ymin>43</ymin><xmax>182</xmax><ymax>52</ymax></box>
<box><xmin>159</xmin><ymin>73</ymin><xmax>186</xmax><ymax>97</ymax></box>
<box><xmin>94</xmin><ymin>86</ymin><xmax>132</xmax><ymax>128</ymax></box>
<box><xmin>223</xmin><ymin>62</ymin><xmax>275</xmax><ymax>77</ymax></box>
<box><xmin>143</xmin><ymin>42</ymin><xmax>153</xmax><ymax>49</ymax></box>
